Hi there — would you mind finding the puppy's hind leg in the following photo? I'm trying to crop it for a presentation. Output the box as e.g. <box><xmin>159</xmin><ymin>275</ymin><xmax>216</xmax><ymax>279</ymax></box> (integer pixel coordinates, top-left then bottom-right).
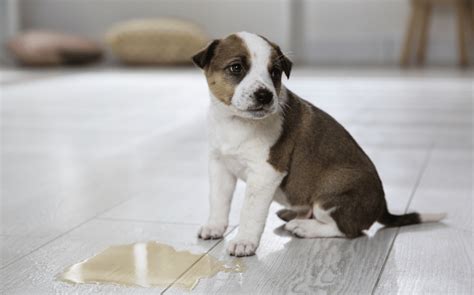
<box><xmin>276</xmin><ymin>209</ymin><xmax>297</xmax><ymax>222</ymax></box>
<box><xmin>284</xmin><ymin>204</ymin><xmax>345</xmax><ymax>238</ymax></box>
<box><xmin>276</xmin><ymin>206</ymin><xmax>312</xmax><ymax>222</ymax></box>
<box><xmin>285</xmin><ymin>219</ymin><xmax>344</xmax><ymax>238</ymax></box>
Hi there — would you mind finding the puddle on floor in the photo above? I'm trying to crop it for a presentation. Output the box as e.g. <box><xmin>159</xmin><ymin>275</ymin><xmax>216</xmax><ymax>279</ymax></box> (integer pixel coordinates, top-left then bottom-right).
<box><xmin>59</xmin><ymin>242</ymin><xmax>244</xmax><ymax>290</ymax></box>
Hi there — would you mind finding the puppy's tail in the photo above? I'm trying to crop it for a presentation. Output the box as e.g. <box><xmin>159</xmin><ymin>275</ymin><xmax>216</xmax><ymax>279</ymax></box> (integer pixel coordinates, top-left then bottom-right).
<box><xmin>378</xmin><ymin>207</ymin><xmax>446</xmax><ymax>228</ymax></box>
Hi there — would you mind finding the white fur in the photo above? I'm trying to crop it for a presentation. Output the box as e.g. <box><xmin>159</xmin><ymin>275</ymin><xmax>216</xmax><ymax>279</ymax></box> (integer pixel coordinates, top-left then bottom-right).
<box><xmin>284</xmin><ymin>204</ymin><xmax>344</xmax><ymax>238</ymax></box>
<box><xmin>199</xmin><ymin>32</ymin><xmax>286</xmax><ymax>256</ymax></box>
<box><xmin>420</xmin><ymin>213</ymin><xmax>447</xmax><ymax>223</ymax></box>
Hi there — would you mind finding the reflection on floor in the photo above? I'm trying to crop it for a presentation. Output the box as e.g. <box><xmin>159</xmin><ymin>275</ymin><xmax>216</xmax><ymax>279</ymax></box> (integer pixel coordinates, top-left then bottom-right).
<box><xmin>1</xmin><ymin>68</ymin><xmax>472</xmax><ymax>294</ymax></box>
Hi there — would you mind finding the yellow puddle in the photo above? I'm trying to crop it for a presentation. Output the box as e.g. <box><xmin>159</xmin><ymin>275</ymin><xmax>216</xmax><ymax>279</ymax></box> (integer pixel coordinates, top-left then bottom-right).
<box><xmin>59</xmin><ymin>242</ymin><xmax>244</xmax><ymax>290</ymax></box>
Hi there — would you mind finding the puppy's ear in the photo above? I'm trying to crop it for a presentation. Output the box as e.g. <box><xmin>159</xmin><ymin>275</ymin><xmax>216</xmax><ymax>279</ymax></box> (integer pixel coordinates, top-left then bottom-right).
<box><xmin>258</xmin><ymin>35</ymin><xmax>293</xmax><ymax>79</ymax></box>
<box><xmin>280</xmin><ymin>53</ymin><xmax>293</xmax><ymax>79</ymax></box>
<box><xmin>192</xmin><ymin>39</ymin><xmax>220</xmax><ymax>69</ymax></box>
<box><xmin>273</xmin><ymin>46</ymin><xmax>292</xmax><ymax>79</ymax></box>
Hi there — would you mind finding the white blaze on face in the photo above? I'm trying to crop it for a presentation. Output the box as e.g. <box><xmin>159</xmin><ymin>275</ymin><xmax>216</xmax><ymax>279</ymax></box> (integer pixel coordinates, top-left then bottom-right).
<box><xmin>232</xmin><ymin>32</ymin><xmax>276</xmax><ymax>112</ymax></box>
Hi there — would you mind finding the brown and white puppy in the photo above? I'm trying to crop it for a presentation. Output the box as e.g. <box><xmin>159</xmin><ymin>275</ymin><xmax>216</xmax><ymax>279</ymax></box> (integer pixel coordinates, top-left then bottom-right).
<box><xmin>192</xmin><ymin>32</ymin><xmax>445</xmax><ymax>257</ymax></box>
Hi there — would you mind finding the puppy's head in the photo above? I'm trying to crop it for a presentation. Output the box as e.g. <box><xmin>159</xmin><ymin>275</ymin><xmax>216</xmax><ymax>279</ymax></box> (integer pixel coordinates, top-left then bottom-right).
<box><xmin>192</xmin><ymin>32</ymin><xmax>292</xmax><ymax>119</ymax></box>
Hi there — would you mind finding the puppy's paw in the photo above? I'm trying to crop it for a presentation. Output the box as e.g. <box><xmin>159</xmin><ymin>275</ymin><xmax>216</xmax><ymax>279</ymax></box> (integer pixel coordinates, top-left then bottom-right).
<box><xmin>227</xmin><ymin>239</ymin><xmax>257</xmax><ymax>257</ymax></box>
<box><xmin>284</xmin><ymin>220</ymin><xmax>308</xmax><ymax>238</ymax></box>
<box><xmin>198</xmin><ymin>223</ymin><xmax>227</xmax><ymax>240</ymax></box>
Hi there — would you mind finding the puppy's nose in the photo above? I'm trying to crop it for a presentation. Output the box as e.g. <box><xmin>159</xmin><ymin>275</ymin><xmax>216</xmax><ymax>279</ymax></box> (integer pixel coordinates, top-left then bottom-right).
<box><xmin>254</xmin><ymin>88</ymin><xmax>273</xmax><ymax>105</ymax></box>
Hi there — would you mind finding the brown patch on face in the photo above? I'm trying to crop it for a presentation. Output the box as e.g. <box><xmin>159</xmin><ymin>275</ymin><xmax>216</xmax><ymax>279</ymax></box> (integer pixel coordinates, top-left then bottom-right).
<box><xmin>203</xmin><ymin>34</ymin><xmax>251</xmax><ymax>105</ymax></box>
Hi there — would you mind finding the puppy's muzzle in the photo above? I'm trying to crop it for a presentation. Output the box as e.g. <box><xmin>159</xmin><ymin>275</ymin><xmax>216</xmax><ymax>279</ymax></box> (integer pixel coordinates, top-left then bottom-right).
<box><xmin>253</xmin><ymin>88</ymin><xmax>273</xmax><ymax>106</ymax></box>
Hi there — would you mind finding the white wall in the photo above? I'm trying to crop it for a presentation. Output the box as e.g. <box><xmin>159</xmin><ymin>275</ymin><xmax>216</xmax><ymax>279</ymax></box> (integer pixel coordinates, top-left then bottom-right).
<box><xmin>10</xmin><ymin>0</ymin><xmax>469</xmax><ymax>66</ymax></box>
<box><xmin>0</xmin><ymin>0</ymin><xmax>20</xmax><ymax>65</ymax></box>
<box><xmin>298</xmin><ymin>0</ymin><xmax>462</xmax><ymax>65</ymax></box>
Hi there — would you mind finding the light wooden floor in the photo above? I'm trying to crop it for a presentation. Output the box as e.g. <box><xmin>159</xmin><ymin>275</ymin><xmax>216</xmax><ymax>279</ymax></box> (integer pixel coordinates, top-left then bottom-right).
<box><xmin>1</xmin><ymin>67</ymin><xmax>472</xmax><ymax>294</ymax></box>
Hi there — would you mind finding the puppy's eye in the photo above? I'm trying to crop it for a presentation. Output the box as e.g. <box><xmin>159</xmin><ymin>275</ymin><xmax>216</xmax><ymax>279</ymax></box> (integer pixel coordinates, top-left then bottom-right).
<box><xmin>271</xmin><ymin>68</ymin><xmax>282</xmax><ymax>79</ymax></box>
<box><xmin>228</xmin><ymin>63</ymin><xmax>243</xmax><ymax>74</ymax></box>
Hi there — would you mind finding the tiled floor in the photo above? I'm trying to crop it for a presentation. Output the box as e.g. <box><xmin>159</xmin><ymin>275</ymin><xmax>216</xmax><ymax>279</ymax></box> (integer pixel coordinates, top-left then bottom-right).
<box><xmin>1</xmin><ymin>67</ymin><xmax>472</xmax><ymax>294</ymax></box>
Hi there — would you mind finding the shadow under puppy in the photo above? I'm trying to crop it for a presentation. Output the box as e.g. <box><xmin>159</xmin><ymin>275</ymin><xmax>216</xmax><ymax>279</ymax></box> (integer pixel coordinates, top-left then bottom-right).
<box><xmin>192</xmin><ymin>32</ymin><xmax>445</xmax><ymax>257</ymax></box>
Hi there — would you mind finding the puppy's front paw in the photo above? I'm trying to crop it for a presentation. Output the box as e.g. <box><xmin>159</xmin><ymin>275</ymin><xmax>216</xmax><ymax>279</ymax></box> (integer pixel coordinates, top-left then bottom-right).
<box><xmin>198</xmin><ymin>223</ymin><xmax>227</xmax><ymax>240</ymax></box>
<box><xmin>227</xmin><ymin>239</ymin><xmax>257</xmax><ymax>257</ymax></box>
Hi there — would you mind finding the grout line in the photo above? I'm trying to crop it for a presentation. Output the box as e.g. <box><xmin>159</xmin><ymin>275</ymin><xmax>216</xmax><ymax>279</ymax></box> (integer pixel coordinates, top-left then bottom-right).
<box><xmin>96</xmin><ymin>216</ymin><xmax>203</xmax><ymax>226</ymax></box>
<box><xmin>402</xmin><ymin>145</ymin><xmax>434</xmax><ymax>214</ymax></box>
<box><xmin>161</xmin><ymin>226</ymin><xmax>239</xmax><ymax>294</ymax></box>
<box><xmin>371</xmin><ymin>145</ymin><xmax>434</xmax><ymax>294</ymax></box>
<box><xmin>0</xmin><ymin>195</ymin><xmax>134</xmax><ymax>270</ymax></box>
<box><xmin>97</xmin><ymin>216</ymin><xmax>242</xmax><ymax>229</ymax></box>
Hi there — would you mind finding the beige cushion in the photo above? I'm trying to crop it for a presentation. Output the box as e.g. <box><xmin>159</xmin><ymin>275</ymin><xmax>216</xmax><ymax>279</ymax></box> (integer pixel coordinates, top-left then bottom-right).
<box><xmin>106</xmin><ymin>19</ymin><xmax>209</xmax><ymax>65</ymax></box>
<box><xmin>6</xmin><ymin>31</ymin><xmax>102</xmax><ymax>66</ymax></box>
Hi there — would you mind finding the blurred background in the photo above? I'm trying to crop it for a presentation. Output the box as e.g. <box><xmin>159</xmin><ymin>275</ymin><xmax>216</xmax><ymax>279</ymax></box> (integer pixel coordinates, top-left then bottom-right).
<box><xmin>0</xmin><ymin>0</ymin><xmax>473</xmax><ymax>68</ymax></box>
<box><xmin>0</xmin><ymin>1</ymin><xmax>473</xmax><ymax>294</ymax></box>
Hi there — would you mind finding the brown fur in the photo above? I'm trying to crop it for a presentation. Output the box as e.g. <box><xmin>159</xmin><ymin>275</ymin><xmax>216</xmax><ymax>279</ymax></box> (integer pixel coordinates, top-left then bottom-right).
<box><xmin>276</xmin><ymin>208</ymin><xmax>312</xmax><ymax>222</ymax></box>
<box><xmin>192</xmin><ymin>35</ymin><xmax>250</xmax><ymax>105</ymax></box>
<box><xmin>268</xmin><ymin>91</ymin><xmax>418</xmax><ymax>238</ymax></box>
<box><xmin>268</xmin><ymin>50</ymin><xmax>284</xmax><ymax>96</ymax></box>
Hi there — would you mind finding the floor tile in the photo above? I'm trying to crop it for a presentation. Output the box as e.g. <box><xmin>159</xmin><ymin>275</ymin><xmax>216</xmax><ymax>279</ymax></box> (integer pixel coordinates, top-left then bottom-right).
<box><xmin>0</xmin><ymin>235</ymin><xmax>51</xmax><ymax>267</ymax></box>
<box><xmin>409</xmin><ymin>188</ymin><xmax>472</xmax><ymax>232</ymax></box>
<box><xmin>2</xmin><ymin>69</ymin><xmax>471</xmax><ymax>294</ymax></box>
<box><xmin>166</xmin><ymin>215</ymin><xmax>399</xmax><ymax>295</ymax></box>
<box><xmin>1</xmin><ymin>71</ymin><xmax>208</xmax><ymax>154</ymax></box>
<box><xmin>350</xmin><ymin>124</ymin><xmax>472</xmax><ymax>148</ymax></box>
<box><xmin>364</xmin><ymin>148</ymin><xmax>428</xmax><ymax>188</ymax></box>
<box><xmin>374</xmin><ymin>146</ymin><xmax>473</xmax><ymax>293</ymax></box>
<box><xmin>419</xmin><ymin>148</ymin><xmax>473</xmax><ymax>190</ymax></box>
<box><xmin>1</xmin><ymin>151</ymin><xmax>145</xmax><ymax>237</ymax></box>
<box><xmin>403</xmin><ymin>148</ymin><xmax>473</xmax><ymax>231</ymax></box>
<box><xmin>374</xmin><ymin>225</ymin><xmax>472</xmax><ymax>295</ymax></box>
<box><xmin>102</xmin><ymin>178</ymin><xmax>243</xmax><ymax>226</ymax></box>
<box><xmin>353</xmin><ymin>107</ymin><xmax>472</xmax><ymax>127</ymax></box>
<box><xmin>1</xmin><ymin>219</ymin><xmax>229</xmax><ymax>294</ymax></box>
<box><xmin>0</xmin><ymin>68</ymin><xmax>74</xmax><ymax>85</ymax></box>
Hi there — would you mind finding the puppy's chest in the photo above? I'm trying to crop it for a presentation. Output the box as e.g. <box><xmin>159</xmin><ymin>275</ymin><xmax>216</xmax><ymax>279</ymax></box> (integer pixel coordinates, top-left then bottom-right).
<box><xmin>209</xmin><ymin>115</ymin><xmax>282</xmax><ymax>180</ymax></box>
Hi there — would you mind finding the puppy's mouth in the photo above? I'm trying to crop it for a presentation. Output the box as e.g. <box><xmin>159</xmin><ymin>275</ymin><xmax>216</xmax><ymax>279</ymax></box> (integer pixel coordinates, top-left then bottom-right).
<box><xmin>244</xmin><ymin>105</ymin><xmax>273</xmax><ymax>118</ymax></box>
<box><xmin>247</xmin><ymin>106</ymin><xmax>265</xmax><ymax>112</ymax></box>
